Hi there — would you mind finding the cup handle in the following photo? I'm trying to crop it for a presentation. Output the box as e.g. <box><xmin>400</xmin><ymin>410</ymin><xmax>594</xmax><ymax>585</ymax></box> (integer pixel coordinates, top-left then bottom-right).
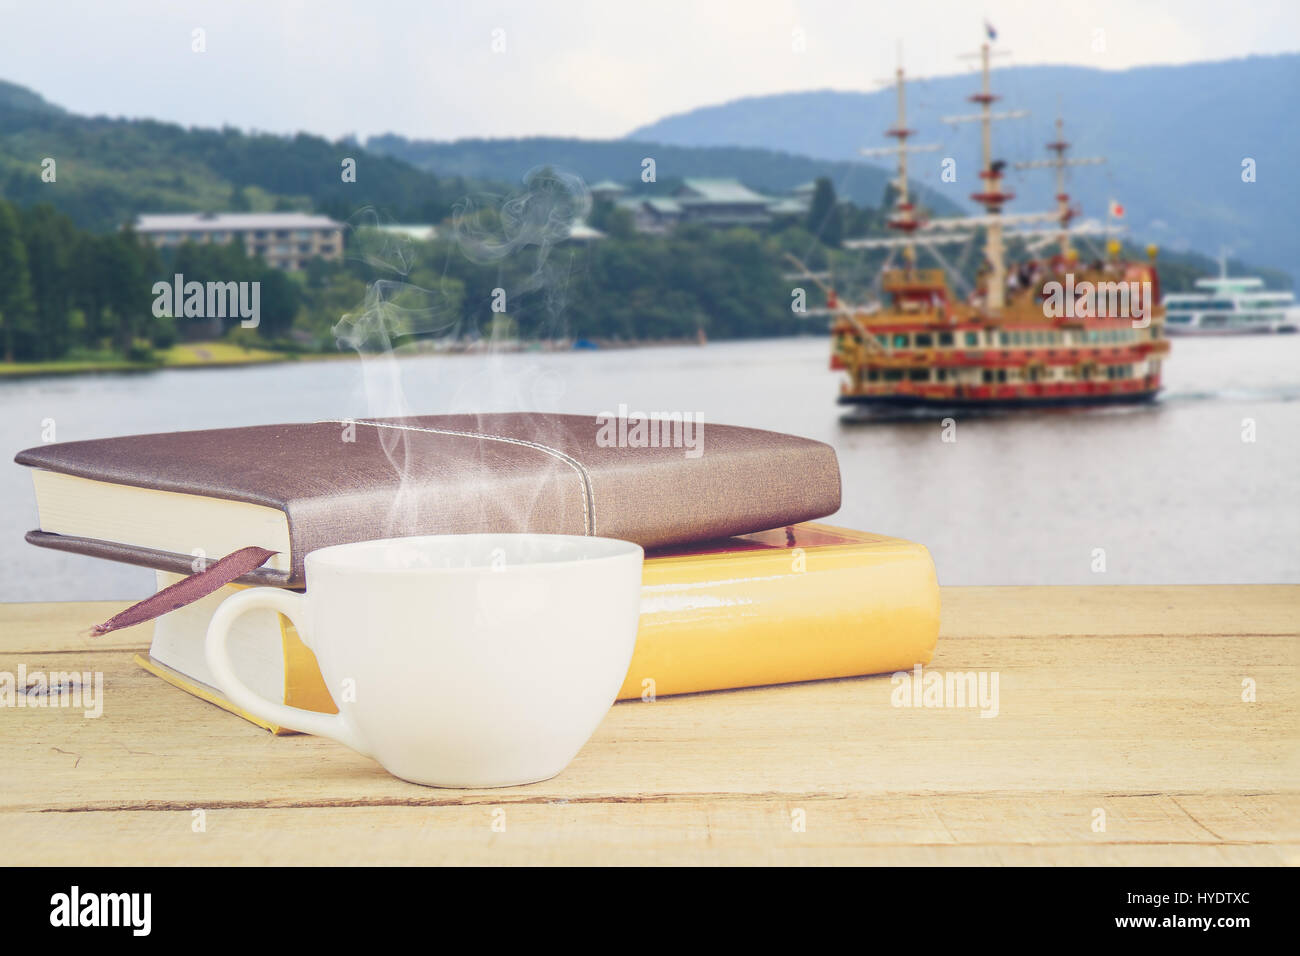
<box><xmin>204</xmin><ymin>587</ymin><xmax>371</xmax><ymax>757</ymax></box>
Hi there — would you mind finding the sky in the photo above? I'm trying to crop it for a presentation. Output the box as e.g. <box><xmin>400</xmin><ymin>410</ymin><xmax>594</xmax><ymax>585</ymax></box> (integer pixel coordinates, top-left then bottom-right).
<box><xmin>3</xmin><ymin>0</ymin><xmax>1297</xmax><ymax>142</ymax></box>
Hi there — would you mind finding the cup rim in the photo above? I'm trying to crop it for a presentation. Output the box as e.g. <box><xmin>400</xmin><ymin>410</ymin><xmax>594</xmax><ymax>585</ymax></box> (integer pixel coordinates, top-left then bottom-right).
<box><xmin>304</xmin><ymin>532</ymin><xmax>644</xmax><ymax>575</ymax></box>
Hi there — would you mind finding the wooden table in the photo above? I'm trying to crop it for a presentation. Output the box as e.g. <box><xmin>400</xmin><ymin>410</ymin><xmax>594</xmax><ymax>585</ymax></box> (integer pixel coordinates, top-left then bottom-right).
<box><xmin>2</xmin><ymin>586</ymin><xmax>1296</xmax><ymax>865</ymax></box>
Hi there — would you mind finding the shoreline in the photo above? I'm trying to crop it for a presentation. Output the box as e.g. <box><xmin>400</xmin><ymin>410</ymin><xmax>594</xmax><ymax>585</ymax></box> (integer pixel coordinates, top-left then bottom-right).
<box><xmin>0</xmin><ymin>341</ymin><xmax>301</xmax><ymax>380</ymax></box>
<box><xmin>0</xmin><ymin>335</ymin><xmax>750</xmax><ymax>380</ymax></box>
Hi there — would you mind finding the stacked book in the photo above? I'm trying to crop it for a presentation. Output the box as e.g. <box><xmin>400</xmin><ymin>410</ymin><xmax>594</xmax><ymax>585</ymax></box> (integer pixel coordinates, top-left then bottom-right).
<box><xmin>16</xmin><ymin>413</ymin><xmax>940</xmax><ymax>733</ymax></box>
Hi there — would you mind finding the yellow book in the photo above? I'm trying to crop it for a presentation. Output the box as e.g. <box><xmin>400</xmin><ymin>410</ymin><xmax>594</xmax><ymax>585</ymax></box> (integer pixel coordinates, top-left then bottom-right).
<box><xmin>136</xmin><ymin>522</ymin><xmax>940</xmax><ymax>733</ymax></box>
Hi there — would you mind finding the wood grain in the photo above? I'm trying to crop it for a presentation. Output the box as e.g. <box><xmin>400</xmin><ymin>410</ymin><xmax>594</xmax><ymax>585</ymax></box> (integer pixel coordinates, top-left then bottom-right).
<box><xmin>1</xmin><ymin>586</ymin><xmax>1296</xmax><ymax>865</ymax></box>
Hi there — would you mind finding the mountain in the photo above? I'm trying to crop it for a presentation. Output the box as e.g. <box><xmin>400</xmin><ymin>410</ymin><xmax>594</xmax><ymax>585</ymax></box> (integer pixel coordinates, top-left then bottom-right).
<box><xmin>364</xmin><ymin>135</ymin><xmax>963</xmax><ymax>217</ymax></box>
<box><xmin>629</xmin><ymin>55</ymin><xmax>1300</xmax><ymax>280</ymax></box>
<box><xmin>0</xmin><ymin>79</ymin><xmax>64</xmax><ymax>117</ymax></box>
<box><xmin>0</xmin><ymin>81</ymin><xmax>489</xmax><ymax>233</ymax></box>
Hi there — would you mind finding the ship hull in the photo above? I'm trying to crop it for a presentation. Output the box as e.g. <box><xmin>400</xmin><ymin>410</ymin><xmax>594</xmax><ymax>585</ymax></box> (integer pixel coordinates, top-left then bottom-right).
<box><xmin>1165</xmin><ymin>324</ymin><xmax>1297</xmax><ymax>336</ymax></box>
<box><xmin>838</xmin><ymin>388</ymin><xmax>1161</xmax><ymax>410</ymax></box>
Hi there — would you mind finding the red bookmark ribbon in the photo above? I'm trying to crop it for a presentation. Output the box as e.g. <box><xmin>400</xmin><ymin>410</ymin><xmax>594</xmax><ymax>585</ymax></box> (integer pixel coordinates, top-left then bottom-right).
<box><xmin>91</xmin><ymin>546</ymin><xmax>279</xmax><ymax>635</ymax></box>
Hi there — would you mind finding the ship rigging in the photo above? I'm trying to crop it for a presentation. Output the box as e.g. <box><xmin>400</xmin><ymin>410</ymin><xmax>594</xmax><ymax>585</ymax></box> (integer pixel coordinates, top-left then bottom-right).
<box><xmin>818</xmin><ymin>35</ymin><xmax>1171</xmax><ymax>411</ymax></box>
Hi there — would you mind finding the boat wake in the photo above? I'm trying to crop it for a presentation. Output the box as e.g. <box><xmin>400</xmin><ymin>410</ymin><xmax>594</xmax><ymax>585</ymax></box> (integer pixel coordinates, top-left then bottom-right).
<box><xmin>1161</xmin><ymin>386</ymin><xmax>1300</xmax><ymax>404</ymax></box>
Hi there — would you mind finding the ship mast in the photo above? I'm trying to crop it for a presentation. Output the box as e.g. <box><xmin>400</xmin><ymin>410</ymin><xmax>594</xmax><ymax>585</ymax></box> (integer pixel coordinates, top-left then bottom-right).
<box><xmin>859</xmin><ymin>58</ymin><xmax>939</xmax><ymax>271</ymax></box>
<box><xmin>846</xmin><ymin>33</ymin><xmax>1062</xmax><ymax>299</ymax></box>
<box><xmin>1013</xmin><ymin>115</ymin><xmax>1105</xmax><ymax>261</ymax></box>
<box><xmin>942</xmin><ymin>40</ymin><xmax>1026</xmax><ymax>310</ymax></box>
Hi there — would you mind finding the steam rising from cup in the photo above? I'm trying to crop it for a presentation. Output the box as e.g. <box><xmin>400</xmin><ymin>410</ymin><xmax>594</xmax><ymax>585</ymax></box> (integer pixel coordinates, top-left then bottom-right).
<box><xmin>332</xmin><ymin>168</ymin><xmax>592</xmax><ymax>536</ymax></box>
<box><xmin>452</xmin><ymin>166</ymin><xmax>591</xmax><ymax>328</ymax></box>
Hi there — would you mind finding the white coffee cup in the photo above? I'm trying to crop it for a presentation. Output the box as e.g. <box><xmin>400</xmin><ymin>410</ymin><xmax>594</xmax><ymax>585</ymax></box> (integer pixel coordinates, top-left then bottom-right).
<box><xmin>205</xmin><ymin>533</ymin><xmax>644</xmax><ymax>787</ymax></box>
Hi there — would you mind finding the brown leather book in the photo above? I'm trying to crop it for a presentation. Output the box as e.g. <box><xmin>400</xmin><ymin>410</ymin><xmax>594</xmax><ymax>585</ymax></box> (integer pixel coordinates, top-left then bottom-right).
<box><xmin>15</xmin><ymin>413</ymin><xmax>841</xmax><ymax>587</ymax></box>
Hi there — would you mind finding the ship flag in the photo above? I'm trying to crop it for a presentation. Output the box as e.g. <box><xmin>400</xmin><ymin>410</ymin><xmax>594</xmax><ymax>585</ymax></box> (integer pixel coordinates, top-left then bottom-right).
<box><xmin>1109</xmin><ymin>199</ymin><xmax>1126</xmax><ymax>218</ymax></box>
<box><xmin>985</xmin><ymin>20</ymin><xmax>997</xmax><ymax>41</ymax></box>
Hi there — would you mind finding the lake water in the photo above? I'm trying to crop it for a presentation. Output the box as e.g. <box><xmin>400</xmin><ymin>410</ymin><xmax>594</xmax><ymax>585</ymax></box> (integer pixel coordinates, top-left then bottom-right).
<box><xmin>2</xmin><ymin>334</ymin><xmax>1298</xmax><ymax>601</ymax></box>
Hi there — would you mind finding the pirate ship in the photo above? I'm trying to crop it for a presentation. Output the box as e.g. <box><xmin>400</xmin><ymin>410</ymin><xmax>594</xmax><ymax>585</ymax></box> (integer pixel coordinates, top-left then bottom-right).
<box><xmin>813</xmin><ymin>36</ymin><xmax>1170</xmax><ymax>410</ymax></box>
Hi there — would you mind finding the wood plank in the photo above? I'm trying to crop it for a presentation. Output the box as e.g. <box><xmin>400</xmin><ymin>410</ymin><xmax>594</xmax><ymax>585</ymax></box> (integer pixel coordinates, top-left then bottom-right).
<box><xmin>1</xmin><ymin>586</ymin><xmax>1295</xmax><ymax>865</ymax></box>
<box><xmin>2</xmin><ymin>636</ymin><xmax>1295</xmax><ymax>810</ymax></box>
<box><xmin>6</xmin><ymin>585</ymin><xmax>1297</xmax><ymax>655</ymax></box>
<box><xmin>0</xmin><ymin>600</ymin><xmax>152</xmax><ymax>653</ymax></box>
<box><xmin>937</xmin><ymin>585</ymin><xmax>1300</xmax><ymax>638</ymax></box>
<box><xmin>1</xmin><ymin>796</ymin><xmax>1293</xmax><ymax>865</ymax></box>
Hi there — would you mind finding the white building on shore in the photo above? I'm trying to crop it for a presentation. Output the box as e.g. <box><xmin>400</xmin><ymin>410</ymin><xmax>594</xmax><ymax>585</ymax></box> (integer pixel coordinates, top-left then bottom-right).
<box><xmin>133</xmin><ymin>212</ymin><xmax>345</xmax><ymax>271</ymax></box>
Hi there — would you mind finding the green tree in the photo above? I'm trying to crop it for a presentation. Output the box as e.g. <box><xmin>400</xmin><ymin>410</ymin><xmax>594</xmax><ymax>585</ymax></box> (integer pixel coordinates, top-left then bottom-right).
<box><xmin>103</xmin><ymin>229</ymin><xmax>150</xmax><ymax>353</ymax></box>
<box><xmin>253</xmin><ymin>268</ymin><xmax>300</xmax><ymax>339</ymax></box>
<box><xmin>18</xmin><ymin>203</ymin><xmax>77</xmax><ymax>359</ymax></box>
<box><xmin>0</xmin><ymin>200</ymin><xmax>35</xmax><ymax>361</ymax></box>
<box><xmin>806</xmin><ymin>177</ymin><xmax>842</xmax><ymax>248</ymax></box>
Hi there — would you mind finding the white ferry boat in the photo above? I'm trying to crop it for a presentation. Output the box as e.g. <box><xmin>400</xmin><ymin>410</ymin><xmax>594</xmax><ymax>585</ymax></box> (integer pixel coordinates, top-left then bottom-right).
<box><xmin>1164</xmin><ymin>269</ymin><xmax>1299</xmax><ymax>336</ymax></box>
